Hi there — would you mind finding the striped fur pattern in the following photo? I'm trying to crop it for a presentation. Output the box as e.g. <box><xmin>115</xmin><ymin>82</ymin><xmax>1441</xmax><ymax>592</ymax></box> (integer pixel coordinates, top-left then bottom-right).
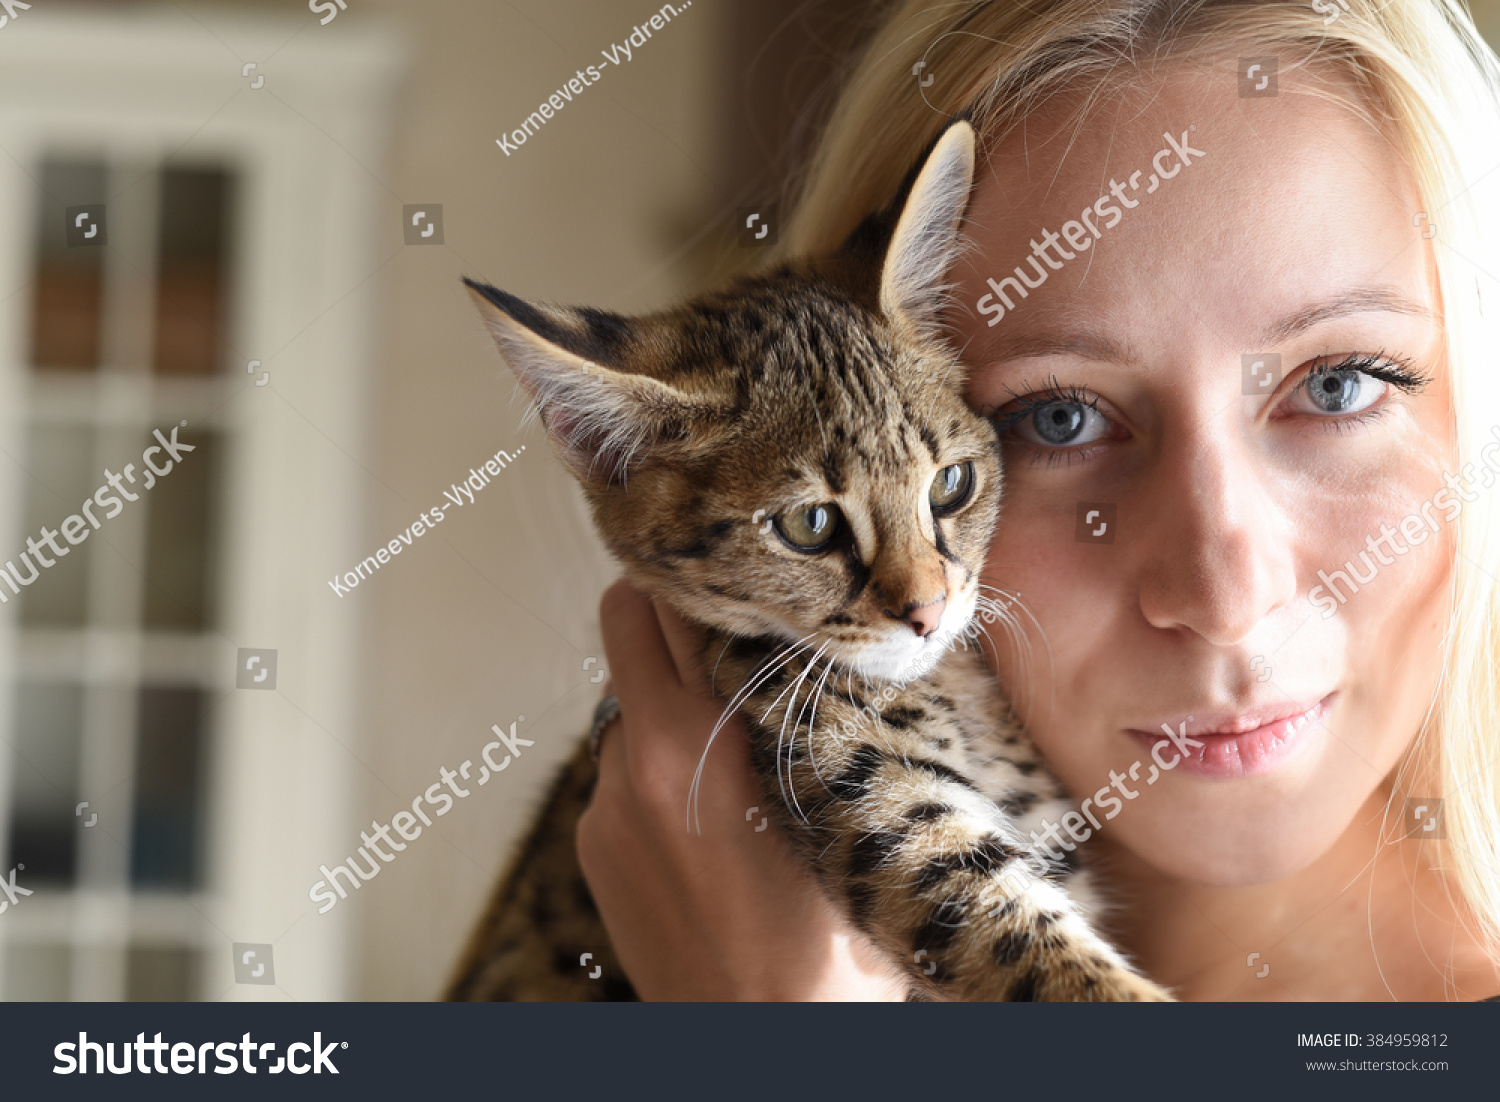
<box><xmin>447</xmin><ymin>741</ymin><xmax>632</xmax><ymax>1001</ymax></box>
<box><xmin>449</xmin><ymin>119</ymin><xmax>1169</xmax><ymax>1002</ymax></box>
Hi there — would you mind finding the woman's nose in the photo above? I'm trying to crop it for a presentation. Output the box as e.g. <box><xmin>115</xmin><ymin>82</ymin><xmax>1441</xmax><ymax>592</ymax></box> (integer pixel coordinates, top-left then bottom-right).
<box><xmin>1133</xmin><ymin>434</ymin><xmax>1299</xmax><ymax>645</ymax></box>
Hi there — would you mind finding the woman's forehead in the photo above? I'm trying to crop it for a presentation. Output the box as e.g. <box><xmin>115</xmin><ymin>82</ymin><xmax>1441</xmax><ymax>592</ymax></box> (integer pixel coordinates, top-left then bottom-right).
<box><xmin>957</xmin><ymin>67</ymin><xmax>1437</xmax><ymax>358</ymax></box>
<box><xmin>975</xmin><ymin>67</ymin><xmax>1414</xmax><ymax>235</ymax></box>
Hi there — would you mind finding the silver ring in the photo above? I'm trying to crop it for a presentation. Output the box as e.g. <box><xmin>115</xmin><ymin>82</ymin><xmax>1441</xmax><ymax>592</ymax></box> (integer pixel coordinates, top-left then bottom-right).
<box><xmin>589</xmin><ymin>693</ymin><xmax>621</xmax><ymax>762</ymax></box>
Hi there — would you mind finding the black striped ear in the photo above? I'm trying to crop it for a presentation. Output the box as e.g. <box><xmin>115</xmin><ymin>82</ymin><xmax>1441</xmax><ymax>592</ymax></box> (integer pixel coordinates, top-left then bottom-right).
<box><xmin>878</xmin><ymin>117</ymin><xmax>977</xmax><ymax>333</ymax></box>
<box><xmin>465</xmin><ymin>278</ymin><xmax>722</xmax><ymax>486</ymax></box>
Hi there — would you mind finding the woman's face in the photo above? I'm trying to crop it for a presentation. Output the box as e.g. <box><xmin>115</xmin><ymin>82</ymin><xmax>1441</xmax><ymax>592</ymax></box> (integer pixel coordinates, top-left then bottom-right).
<box><xmin>948</xmin><ymin>65</ymin><xmax>1455</xmax><ymax>886</ymax></box>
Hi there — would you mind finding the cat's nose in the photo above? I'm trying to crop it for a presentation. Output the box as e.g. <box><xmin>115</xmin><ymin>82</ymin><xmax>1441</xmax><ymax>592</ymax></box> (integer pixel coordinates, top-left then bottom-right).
<box><xmin>894</xmin><ymin>596</ymin><xmax>945</xmax><ymax>638</ymax></box>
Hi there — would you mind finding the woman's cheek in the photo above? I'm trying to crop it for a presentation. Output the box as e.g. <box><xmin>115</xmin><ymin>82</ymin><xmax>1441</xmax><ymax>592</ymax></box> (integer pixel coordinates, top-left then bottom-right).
<box><xmin>977</xmin><ymin>498</ymin><xmax>1119</xmax><ymax>720</ymax></box>
<box><xmin>1296</xmin><ymin>450</ymin><xmax>1455</xmax><ymax>623</ymax></box>
<box><xmin>1321</xmin><ymin>480</ymin><xmax>1453</xmax><ymax>745</ymax></box>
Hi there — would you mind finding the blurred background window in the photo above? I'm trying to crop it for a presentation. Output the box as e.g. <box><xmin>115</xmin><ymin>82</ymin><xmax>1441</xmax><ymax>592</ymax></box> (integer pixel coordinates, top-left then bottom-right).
<box><xmin>2</xmin><ymin>155</ymin><xmax>229</xmax><ymax>1000</ymax></box>
<box><xmin>0</xmin><ymin>7</ymin><xmax>395</xmax><ymax>1006</ymax></box>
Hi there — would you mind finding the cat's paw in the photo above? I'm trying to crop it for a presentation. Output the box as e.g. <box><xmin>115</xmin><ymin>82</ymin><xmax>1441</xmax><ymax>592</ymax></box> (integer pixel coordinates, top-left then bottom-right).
<box><xmin>925</xmin><ymin>952</ymin><xmax>1174</xmax><ymax>1002</ymax></box>
<box><xmin>1074</xmin><ymin>965</ymin><xmax>1173</xmax><ymax>1002</ymax></box>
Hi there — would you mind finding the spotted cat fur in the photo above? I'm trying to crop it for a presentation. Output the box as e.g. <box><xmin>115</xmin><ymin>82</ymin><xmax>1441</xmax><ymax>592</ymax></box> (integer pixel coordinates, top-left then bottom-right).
<box><xmin>447</xmin><ymin>118</ymin><xmax>1170</xmax><ymax>1003</ymax></box>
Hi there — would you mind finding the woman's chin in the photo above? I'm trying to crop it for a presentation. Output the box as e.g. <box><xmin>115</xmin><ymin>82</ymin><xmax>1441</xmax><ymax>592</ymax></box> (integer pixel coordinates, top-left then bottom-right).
<box><xmin>1101</xmin><ymin>805</ymin><xmax>1355</xmax><ymax>888</ymax></box>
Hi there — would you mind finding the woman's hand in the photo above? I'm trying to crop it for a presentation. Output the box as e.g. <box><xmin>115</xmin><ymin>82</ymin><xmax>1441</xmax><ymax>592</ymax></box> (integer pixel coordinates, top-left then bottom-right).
<box><xmin>575</xmin><ymin>578</ymin><xmax>907</xmax><ymax>1001</ymax></box>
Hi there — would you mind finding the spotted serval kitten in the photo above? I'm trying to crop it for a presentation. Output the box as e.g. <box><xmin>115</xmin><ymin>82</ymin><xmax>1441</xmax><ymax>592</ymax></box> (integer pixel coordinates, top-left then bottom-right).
<box><xmin>447</xmin><ymin>118</ymin><xmax>1169</xmax><ymax>1003</ymax></box>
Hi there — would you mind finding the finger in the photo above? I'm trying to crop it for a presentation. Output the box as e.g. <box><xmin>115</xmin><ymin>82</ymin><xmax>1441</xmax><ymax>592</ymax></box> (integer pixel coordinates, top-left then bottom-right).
<box><xmin>599</xmin><ymin>579</ymin><xmax>683</xmax><ymax>714</ymax></box>
<box><xmin>591</xmin><ymin>706</ymin><xmax>626</xmax><ymax>794</ymax></box>
<box><xmin>575</xmin><ymin>708</ymin><xmax>626</xmax><ymax>895</ymax></box>
<box><xmin>653</xmin><ymin>598</ymin><xmax>715</xmax><ymax>696</ymax></box>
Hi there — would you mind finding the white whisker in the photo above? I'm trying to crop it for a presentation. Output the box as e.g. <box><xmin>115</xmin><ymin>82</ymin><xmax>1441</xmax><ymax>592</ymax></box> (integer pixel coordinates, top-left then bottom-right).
<box><xmin>687</xmin><ymin>632</ymin><xmax>817</xmax><ymax>834</ymax></box>
<box><xmin>800</xmin><ymin>655</ymin><xmax>841</xmax><ymax>804</ymax></box>
<box><xmin>774</xmin><ymin>641</ymin><xmax>829</xmax><ymax>824</ymax></box>
<box><xmin>977</xmin><ymin>584</ymin><xmax>1055</xmax><ymax>728</ymax></box>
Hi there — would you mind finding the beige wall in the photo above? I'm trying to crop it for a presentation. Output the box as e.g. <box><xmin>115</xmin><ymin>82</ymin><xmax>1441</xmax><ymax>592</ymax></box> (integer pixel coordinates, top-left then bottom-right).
<box><xmin>352</xmin><ymin>0</ymin><xmax>730</xmax><ymax>999</ymax></box>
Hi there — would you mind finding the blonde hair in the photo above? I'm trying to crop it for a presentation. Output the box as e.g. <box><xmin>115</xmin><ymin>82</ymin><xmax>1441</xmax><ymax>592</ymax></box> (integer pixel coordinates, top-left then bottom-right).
<box><xmin>783</xmin><ymin>0</ymin><xmax>1500</xmax><ymax>953</ymax></box>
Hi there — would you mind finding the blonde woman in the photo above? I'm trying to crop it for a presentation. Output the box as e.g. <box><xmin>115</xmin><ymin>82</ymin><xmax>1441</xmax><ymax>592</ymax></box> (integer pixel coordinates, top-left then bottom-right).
<box><xmin>577</xmin><ymin>0</ymin><xmax>1500</xmax><ymax>1000</ymax></box>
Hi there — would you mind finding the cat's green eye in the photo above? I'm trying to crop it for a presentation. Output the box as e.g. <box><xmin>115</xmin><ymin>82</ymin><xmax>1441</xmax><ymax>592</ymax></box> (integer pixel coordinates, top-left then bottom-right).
<box><xmin>929</xmin><ymin>462</ymin><xmax>974</xmax><ymax>514</ymax></box>
<box><xmin>775</xmin><ymin>503</ymin><xmax>840</xmax><ymax>551</ymax></box>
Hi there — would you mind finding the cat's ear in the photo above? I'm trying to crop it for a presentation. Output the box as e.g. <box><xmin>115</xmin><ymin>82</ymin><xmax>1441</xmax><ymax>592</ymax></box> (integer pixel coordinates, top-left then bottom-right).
<box><xmin>878</xmin><ymin>117</ymin><xmax>977</xmax><ymax>332</ymax></box>
<box><xmin>465</xmin><ymin>278</ymin><xmax>723</xmax><ymax>485</ymax></box>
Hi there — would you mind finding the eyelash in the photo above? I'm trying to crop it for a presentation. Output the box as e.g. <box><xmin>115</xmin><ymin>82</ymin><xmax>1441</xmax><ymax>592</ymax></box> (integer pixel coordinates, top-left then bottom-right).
<box><xmin>1289</xmin><ymin>350</ymin><xmax>1431</xmax><ymax>413</ymax></box>
<box><xmin>984</xmin><ymin>375</ymin><xmax>1101</xmax><ymax>434</ymax></box>
<box><xmin>982</xmin><ymin>378</ymin><xmax>1109</xmax><ymax>468</ymax></box>
<box><xmin>983</xmin><ymin>353</ymin><xmax>1432</xmax><ymax>461</ymax></box>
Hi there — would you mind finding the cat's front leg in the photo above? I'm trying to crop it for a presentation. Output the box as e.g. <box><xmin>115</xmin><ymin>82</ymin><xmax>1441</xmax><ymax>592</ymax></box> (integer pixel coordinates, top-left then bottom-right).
<box><xmin>728</xmin><ymin>652</ymin><xmax>1170</xmax><ymax>1002</ymax></box>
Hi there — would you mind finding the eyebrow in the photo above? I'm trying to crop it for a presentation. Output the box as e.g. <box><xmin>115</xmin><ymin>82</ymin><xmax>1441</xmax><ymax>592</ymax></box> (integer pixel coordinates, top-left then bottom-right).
<box><xmin>1253</xmin><ymin>284</ymin><xmax>1435</xmax><ymax>346</ymax></box>
<box><xmin>975</xmin><ymin>284</ymin><xmax>1435</xmax><ymax>368</ymax></box>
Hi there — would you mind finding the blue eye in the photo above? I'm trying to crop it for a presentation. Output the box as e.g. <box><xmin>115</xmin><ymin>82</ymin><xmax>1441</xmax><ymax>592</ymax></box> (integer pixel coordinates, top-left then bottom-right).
<box><xmin>1294</xmin><ymin>369</ymin><xmax>1385</xmax><ymax>415</ymax></box>
<box><xmin>1012</xmin><ymin>401</ymin><xmax>1111</xmax><ymax>447</ymax></box>
<box><xmin>1283</xmin><ymin>352</ymin><xmax>1431</xmax><ymax>418</ymax></box>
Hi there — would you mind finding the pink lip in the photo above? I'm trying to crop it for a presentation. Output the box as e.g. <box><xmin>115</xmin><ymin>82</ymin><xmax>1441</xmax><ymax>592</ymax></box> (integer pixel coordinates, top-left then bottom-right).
<box><xmin>1125</xmin><ymin>694</ymin><xmax>1334</xmax><ymax>779</ymax></box>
